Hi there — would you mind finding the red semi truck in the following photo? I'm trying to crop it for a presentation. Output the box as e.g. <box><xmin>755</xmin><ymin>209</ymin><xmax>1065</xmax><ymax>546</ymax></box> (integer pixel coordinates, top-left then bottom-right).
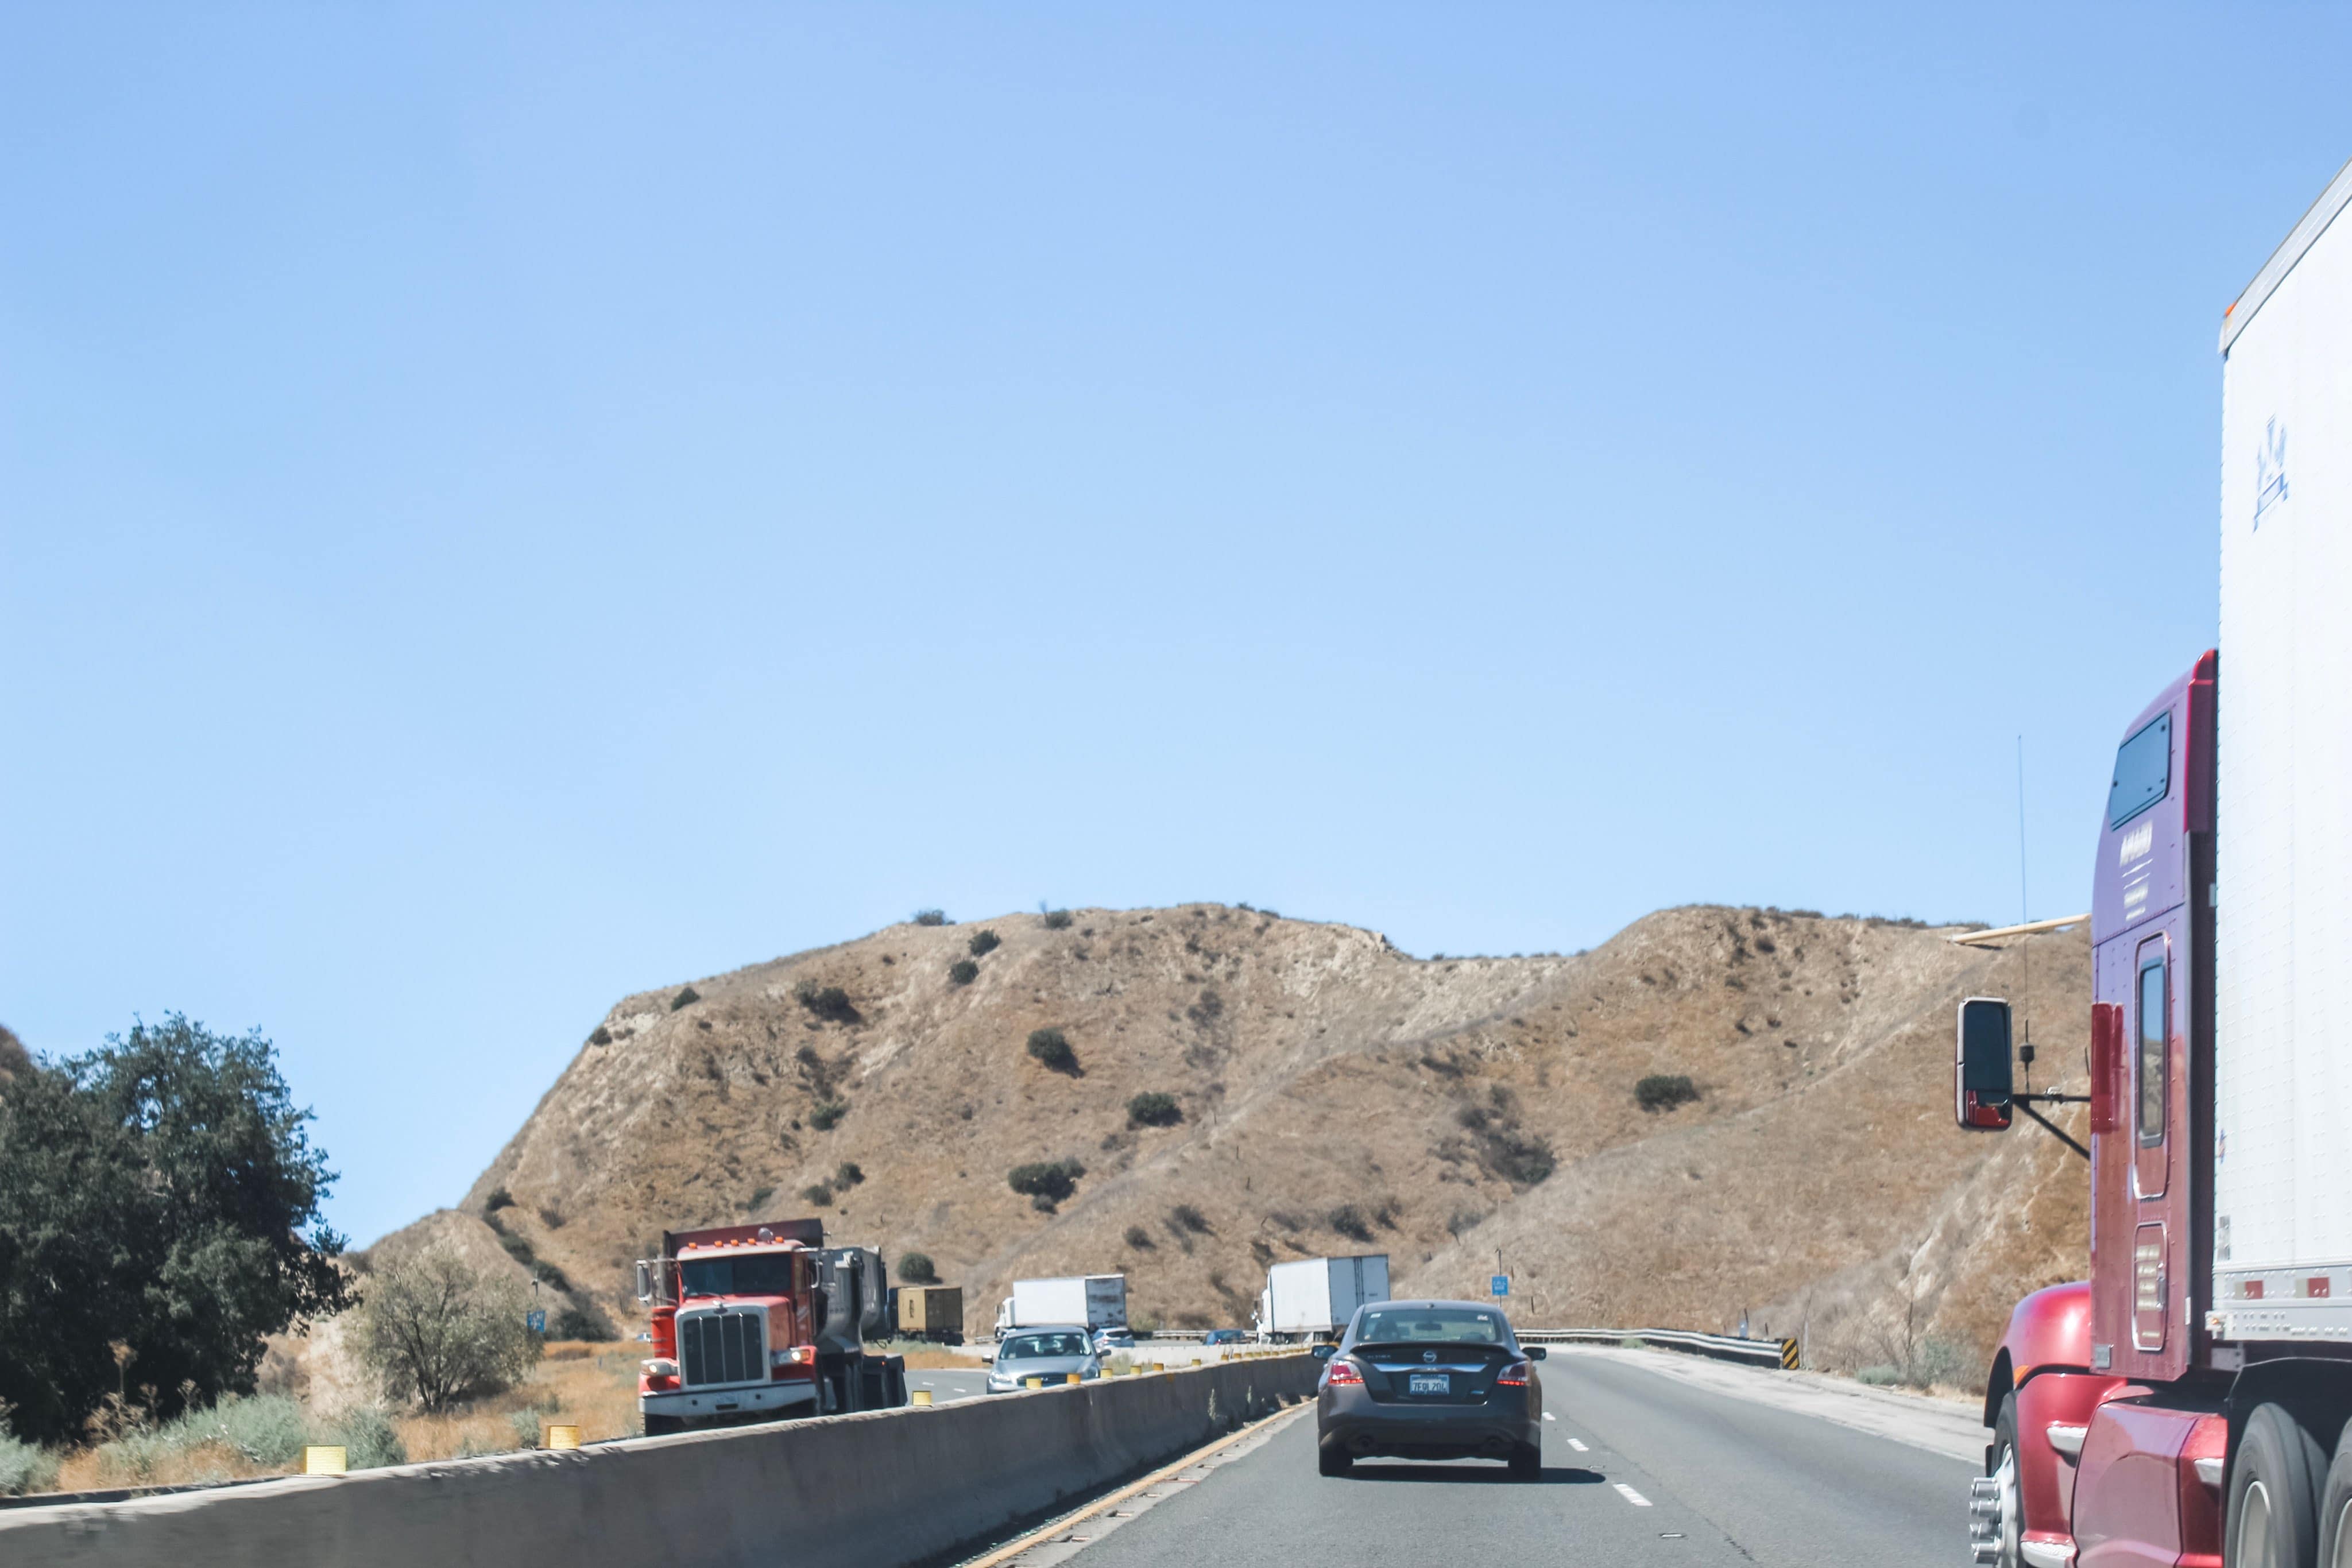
<box><xmin>634</xmin><ymin>1218</ymin><xmax>907</xmax><ymax>1435</ymax></box>
<box><xmin>1960</xmin><ymin>157</ymin><xmax>2352</xmax><ymax>1568</ymax></box>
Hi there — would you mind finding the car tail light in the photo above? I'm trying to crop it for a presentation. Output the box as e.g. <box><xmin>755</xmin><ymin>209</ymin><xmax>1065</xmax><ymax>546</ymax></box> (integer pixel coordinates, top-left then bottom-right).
<box><xmin>1496</xmin><ymin>1361</ymin><xmax>1531</xmax><ymax>1387</ymax></box>
<box><xmin>1324</xmin><ymin>1358</ymin><xmax>1364</xmax><ymax>1387</ymax></box>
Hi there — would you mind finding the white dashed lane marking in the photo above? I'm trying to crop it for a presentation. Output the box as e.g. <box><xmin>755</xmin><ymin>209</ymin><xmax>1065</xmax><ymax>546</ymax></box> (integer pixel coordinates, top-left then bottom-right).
<box><xmin>1613</xmin><ymin>1484</ymin><xmax>1653</xmax><ymax>1508</ymax></box>
<box><xmin>1567</xmin><ymin>1438</ymin><xmax>1589</xmax><ymax>1451</ymax></box>
<box><xmin>1542</xmin><ymin>1412</ymin><xmax>1556</xmax><ymax>1422</ymax></box>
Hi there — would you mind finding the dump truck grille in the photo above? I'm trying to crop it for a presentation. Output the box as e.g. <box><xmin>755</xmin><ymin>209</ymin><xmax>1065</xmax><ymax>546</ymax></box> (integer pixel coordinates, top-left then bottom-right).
<box><xmin>679</xmin><ymin>1308</ymin><xmax>767</xmax><ymax>1388</ymax></box>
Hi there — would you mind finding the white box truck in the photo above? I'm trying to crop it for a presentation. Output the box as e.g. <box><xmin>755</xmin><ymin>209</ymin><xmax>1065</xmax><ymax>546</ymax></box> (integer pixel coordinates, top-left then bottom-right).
<box><xmin>993</xmin><ymin>1274</ymin><xmax>1127</xmax><ymax>1338</ymax></box>
<box><xmin>1255</xmin><ymin>1255</ymin><xmax>1389</xmax><ymax>1342</ymax></box>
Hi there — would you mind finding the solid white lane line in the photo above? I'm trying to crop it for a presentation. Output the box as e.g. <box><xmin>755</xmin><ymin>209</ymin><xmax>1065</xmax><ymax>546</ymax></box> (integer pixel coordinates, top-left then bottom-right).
<box><xmin>1567</xmin><ymin>1438</ymin><xmax>1589</xmax><ymax>1451</ymax></box>
<box><xmin>1542</xmin><ymin>1412</ymin><xmax>1556</xmax><ymax>1422</ymax></box>
<box><xmin>1613</xmin><ymin>1484</ymin><xmax>1652</xmax><ymax>1508</ymax></box>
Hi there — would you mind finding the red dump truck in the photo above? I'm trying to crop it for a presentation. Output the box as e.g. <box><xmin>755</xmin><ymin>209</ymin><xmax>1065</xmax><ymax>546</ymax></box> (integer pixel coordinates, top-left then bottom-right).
<box><xmin>1959</xmin><ymin>156</ymin><xmax>2352</xmax><ymax>1568</ymax></box>
<box><xmin>635</xmin><ymin>1218</ymin><xmax>907</xmax><ymax>1434</ymax></box>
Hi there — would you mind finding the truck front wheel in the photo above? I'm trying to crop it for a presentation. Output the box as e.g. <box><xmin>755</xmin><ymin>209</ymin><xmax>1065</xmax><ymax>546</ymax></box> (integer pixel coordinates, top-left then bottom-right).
<box><xmin>2312</xmin><ymin>1419</ymin><xmax>2352</xmax><ymax>1568</ymax></box>
<box><xmin>2230</xmin><ymin>1403</ymin><xmax>2325</xmax><ymax>1568</ymax></box>
<box><xmin>643</xmin><ymin>1414</ymin><xmax>683</xmax><ymax>1437</ymax></box>
<box><xmin>1967</xmin><ymin>1394</ymin><xmax>2022</xmax><ymax>1568</ymax></box>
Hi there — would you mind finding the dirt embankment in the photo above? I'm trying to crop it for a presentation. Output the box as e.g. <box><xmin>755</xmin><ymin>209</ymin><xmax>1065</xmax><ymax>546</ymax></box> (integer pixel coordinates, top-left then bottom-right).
<box><xmin>372</xmin><ymin>903</ymin><xmax>2090</xmax><ymax>1372</ymax></box>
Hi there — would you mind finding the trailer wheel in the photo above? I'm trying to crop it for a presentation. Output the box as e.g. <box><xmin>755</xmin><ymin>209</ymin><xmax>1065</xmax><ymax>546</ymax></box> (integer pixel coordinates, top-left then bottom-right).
<box><xmin>2231</xmin><ymin>1404</ymin><xmax>2325</xmax><ymax>1568</ymax></box>
<box><xmin>2313</xmin><ymin>1419</ymin><xmax>2352</xmax><ymax>1568</ymax></box>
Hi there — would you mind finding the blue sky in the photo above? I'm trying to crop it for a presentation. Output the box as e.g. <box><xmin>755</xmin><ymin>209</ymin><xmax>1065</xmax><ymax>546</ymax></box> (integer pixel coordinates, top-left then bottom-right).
<box><xmin>5</xmin><ymin>4</ymin><xmax>2346</xmax><ymax>1245</ymax></box>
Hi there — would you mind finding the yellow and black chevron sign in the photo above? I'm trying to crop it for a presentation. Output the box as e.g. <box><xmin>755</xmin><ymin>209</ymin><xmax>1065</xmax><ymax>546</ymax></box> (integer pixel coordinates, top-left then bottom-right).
<box><xmin>1780</xmin><ymin>1339</ymin><xmax>1800</xmax><ymax>1370</ymax></box>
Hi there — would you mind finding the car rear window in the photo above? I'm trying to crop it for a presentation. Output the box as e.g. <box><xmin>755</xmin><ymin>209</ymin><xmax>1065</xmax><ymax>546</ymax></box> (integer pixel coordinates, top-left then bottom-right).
<box><xmin>1356</xmin><ymin>1308</ymin><xmax>1504</xmax><ymax>1344</ymax></box>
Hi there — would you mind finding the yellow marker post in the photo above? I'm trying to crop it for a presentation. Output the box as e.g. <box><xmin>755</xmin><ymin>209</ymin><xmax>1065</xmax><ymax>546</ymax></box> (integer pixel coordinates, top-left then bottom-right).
<box><xmin>912</xmin><ymin>1389</ymin><xmax>934</xmax><ymax>1406</ymax></box>
<box><xmin>1025</xmin><ymin>1376</ymin><xmax>1043</xmax><ymax>1389</ymax></box>
<box><xmin>1066</xmin><ymin>1372</ymin><xmax>1082</xmax><ymax>1385</ymax></box>
<box><xmin>545</xmin><ymin>1424</ymin><xmax>580</xmax><ymax>1450</ymax></box>
<box><xmin>301</xmin><ymin>1446</ymin><xmax>347</xmax><ymax>1476</ymax></box>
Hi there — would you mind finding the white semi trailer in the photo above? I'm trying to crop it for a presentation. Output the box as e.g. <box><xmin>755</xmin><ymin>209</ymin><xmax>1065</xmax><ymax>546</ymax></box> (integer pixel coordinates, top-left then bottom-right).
<box><xmin>1255</xmin><ymin>1255</ymin><xmax>1390</xmax><ymax>1342</ymax></box>
<box><xmin>993</xmin><ymin>1273</ymin><xmax>1128</xmax><ymax>1338</ymax></box>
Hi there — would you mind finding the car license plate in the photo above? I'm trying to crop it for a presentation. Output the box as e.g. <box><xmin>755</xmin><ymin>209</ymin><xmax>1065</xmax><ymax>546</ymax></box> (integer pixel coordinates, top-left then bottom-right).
<box><xmin>1409</xmin><ymin>1373</ymin><xmax>1449</xmax><ymax>1396</ymax></box>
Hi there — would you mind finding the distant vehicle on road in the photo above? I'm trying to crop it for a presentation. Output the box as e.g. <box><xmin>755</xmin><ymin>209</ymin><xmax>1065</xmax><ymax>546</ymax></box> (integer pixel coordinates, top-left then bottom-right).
<box><xmin>1257</xmin><ymin>1255</ymin><xmax>1388</xmax><ymax>1342</ymax></box>
<box><xmin>988</xmin><ymin>1325</ymin><xmax>1102</xmax><ymax>1393</ymax></box>
<box><xmin>891</xmin><ymin>1283</ymin><xmax>965</xmax><ymax>1344</ymax></box>
<box><xmin>632</xmin><ymin>1218</ymin><xmax>906</xmax><ymax>1434</ymax></box>
<box><xmin>1313</xmin><ymin>1299</ymin><xmax>1545</xmax><ymax>1479</ymax></box>
<box><xmin>1202</xmin><ymin>1329</ymin><xmax>1248</xmax><ymax>1346</ymax></box>
<box><xmin>995</xmin><ymin>1274</ymin><xmax>1127</xmax><ymax>1338</ymax></box>
<box><xmin>1092</xmin><ymin>1325</ymin><xmax>1136</xmax><ymax>1353</ymax></box>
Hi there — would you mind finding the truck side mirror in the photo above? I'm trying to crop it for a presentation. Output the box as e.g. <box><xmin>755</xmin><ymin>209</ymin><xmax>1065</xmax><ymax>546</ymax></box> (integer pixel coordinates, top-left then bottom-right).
<box><xmin>1956</xmin><ymin>997</ymin><xmax>2015</xmax><ymax>1130</ymax></box>
<box><xmin>634</xmin><ymin>1260</ymin><xmax>655</xmax><ymax>1304</ymax></box>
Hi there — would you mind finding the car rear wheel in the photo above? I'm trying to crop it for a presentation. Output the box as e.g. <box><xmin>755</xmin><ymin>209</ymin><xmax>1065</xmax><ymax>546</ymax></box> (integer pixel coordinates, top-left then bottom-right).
<box><xmin>1318</xmin><ymin>1440</ymin><xmax>1353</xmax><ymax>1477</ymax></box>
<box><xmin>1509</xmin><ymin>1441</ymin><xmax>1541</xmax><ymax>1480</ymax></box>
<box><xmin>2230</xmin><ymin>1403</ymin><xmax>2325</xmax><ymax>1568</ymax></box>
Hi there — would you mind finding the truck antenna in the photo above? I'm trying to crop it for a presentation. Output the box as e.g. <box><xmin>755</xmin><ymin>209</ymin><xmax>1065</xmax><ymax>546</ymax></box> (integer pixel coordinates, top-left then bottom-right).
<box><xmin>2017</xmin><ymin>735</ymin><xmax>2033</xmax><ymax>1083</ymax></box>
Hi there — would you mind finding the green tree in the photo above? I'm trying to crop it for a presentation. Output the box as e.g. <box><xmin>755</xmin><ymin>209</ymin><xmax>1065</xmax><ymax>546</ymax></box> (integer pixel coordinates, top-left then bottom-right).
<box><xmin>0</xmin><ymin>1061</ymin><xmax>152</xmax><ymax>1441</ymax></box>
<box><xmin>358</xmin><ymin>1250</ymin><xmax>539</xmax><ymax>1412</ymax></box>
<box><xmin>0</xmin><ymin>1017</ymin><xmax>350</xmax><ymax>1442</ymax></box>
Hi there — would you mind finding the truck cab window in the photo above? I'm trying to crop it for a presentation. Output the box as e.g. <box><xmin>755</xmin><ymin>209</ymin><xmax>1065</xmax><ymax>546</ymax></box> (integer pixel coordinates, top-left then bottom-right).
<box><xmin>2137</xmin><ymin>958</ymin><xmax>2167</xmax><ymax>1145</ymax></box>
<box><xmin>2107</xmin><ymin>711</ymin><xmax>2172</xmax><ymax>828</ymax></box>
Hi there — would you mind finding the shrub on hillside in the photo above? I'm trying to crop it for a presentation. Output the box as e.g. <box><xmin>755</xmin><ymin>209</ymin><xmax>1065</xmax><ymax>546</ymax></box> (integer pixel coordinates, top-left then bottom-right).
<box><xmin>1026</xmin><ymin>1028</ymin><xmax>1080</xmax><ymax>1075</ymax></box>
<box><xmin>1008</xmin><ymin>1159</ymin><xmax>1086</xmax><ymax>1209</ymax></box>
<box><xmin>834</xmin><ymin>1162</ymin><xmax>864</xmax><ymax>1187</ymax></box>
<box><xmin>1123</xmin><ymin>1225</ymin><xmax>1154</xmax><ymax>1250</ymax></box>
<box><xmin>800</xmin><ymin>1182</ymin><xmax>835</xmax><ymax>1207</ymax></box>
<box><xmin>1635</xmin><ymin>1074</ymin><xmax>1701</xmax><ymax>1113</ymax></box>
<box><xmin>357</xmin><ymin>1249</ymin><xmax>539</xmax><ymax>1412</ymax></box>
<box><xmin>1327</xmin><ymin>1203</ymin><xmax>1374</xmax><ymax>1243</ymax></box>
<box><xmin>1167</xmin><ymin>1203</ymin><xmax>1212</xmax><ymax>1236</ymax></box>
<box><xmin>485</xmin><ymin>1186</ymin><xmax>516</xmax><ymax>1212</ymax></box>
<box><xmin>968</xmin><ymin>929</ymin><xmax>1001</xmax><ymax>957</ymax></box>
<box><xmin>791</xmin><ymin>981</ymin><xmax>857</xmax><ymax>1022</ymax></box>
<box><xmin>809</xmin><ymin>1099</ymin><xmax>849</xmax><ymax>1131</ymax></box>
<box><xmin>670</xmin><ymin>986</ymin><xmax>701</xmax><ymax>1011</ymax></box>
<box><xmin>898</xmin><ymin>1253</ymin><xmax>938</xmax><ymax>1284</ymax></box>
<box><xmin>1126</xmin><ymin>1091</ymin><xmax>1182</xmax><ymax>1128</ymax></box>
<box><xmin>553</xmin><ymin>1304</ymin><xmax>613</xmax><ymax>1341</ymax></box>
<box><xmin>1042</xmin><ymin>909</ymin><xmax>1074</xmax><ymax>930</ymax></box>
<box><xmin>949</xmin><ymin>959</ymin><xmax>979</xmax><ymax>986</ymax></box>
<box><xmin>0</xmin><ymin>1430</ymin><xmax>58</xmax><ymax>1497</ymax></box>
<box><xmin>329</xmin><ymin>1404</ymin><xmax>407</xmax><ymax>1470</ymax></box>
<box><xmin>913</xmin><ymin>909</ymin><xmax>949</xmax><ymax>926</ymax></box>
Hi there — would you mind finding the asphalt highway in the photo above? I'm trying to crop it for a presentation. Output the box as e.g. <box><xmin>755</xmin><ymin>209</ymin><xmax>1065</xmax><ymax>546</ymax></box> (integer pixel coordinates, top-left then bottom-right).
<box><xmin>996</xmin><ymin>1350</ymin><xmax>1973</xmax><ymax>1567</ymax></box>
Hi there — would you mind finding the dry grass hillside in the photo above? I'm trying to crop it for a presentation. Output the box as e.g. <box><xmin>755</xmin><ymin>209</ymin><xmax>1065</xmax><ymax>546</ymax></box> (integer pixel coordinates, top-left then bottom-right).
<box><xmin>374</xmin><ymin>903</ymin><xmax>2093</xmax><ymax>1376</ymax></box>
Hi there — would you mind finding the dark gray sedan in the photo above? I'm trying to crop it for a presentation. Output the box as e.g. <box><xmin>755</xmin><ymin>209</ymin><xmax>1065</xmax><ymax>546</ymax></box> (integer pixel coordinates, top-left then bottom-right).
<box><xmin>1313</xmin><ymin>1299</ymin><xmax>1545</xmax><ymax>1478</ymax></box>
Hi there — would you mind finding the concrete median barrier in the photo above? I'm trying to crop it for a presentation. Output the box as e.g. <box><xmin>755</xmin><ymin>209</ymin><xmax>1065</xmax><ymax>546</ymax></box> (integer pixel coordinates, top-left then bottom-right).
<box><xmin>0</xmin><ymin>1354</ymin><xmax>1320</xmax><ymax>1568</ymax></box>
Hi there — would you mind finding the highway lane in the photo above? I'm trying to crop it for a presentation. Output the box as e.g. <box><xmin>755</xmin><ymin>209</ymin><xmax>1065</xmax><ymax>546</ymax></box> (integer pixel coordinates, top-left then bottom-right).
<box><xmin>908</xmin><ymin>1366</ymin><xmax>992</xmax><ymax>1402</ymax></box>
<box><xmin>999</xmin><ymin>1349</ymin><xmax>1974</xmax><ymax>1567</ymax></box>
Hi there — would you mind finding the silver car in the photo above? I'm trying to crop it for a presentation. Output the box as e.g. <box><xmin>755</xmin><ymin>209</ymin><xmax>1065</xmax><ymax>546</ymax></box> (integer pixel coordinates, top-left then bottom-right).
<box><xmin>988</xmin><ymin>1325</ymin><xmax>1102</xmax><ymax>1392</ymax></box>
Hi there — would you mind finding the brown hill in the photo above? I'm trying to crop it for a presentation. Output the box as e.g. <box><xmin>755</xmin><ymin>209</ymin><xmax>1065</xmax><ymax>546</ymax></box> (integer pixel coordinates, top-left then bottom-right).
<box><xmin>380</xmin><ymin>903</ymin><xmax>2090</xmax><ymax>1373</ymax></box>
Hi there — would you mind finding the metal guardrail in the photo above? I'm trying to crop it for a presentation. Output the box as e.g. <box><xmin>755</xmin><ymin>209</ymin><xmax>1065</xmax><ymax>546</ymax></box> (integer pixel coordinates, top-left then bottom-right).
<box><xmin>1519</xmin><ymin>1327</ymin><xmax>1799</xmax><ymax>1370</ymax></box>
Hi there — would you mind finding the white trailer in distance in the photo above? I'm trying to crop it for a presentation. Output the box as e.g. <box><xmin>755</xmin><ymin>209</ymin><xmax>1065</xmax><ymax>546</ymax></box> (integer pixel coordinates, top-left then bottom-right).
<box><xmin>1256</xmin><ymin>1255</ymin><xmax>1390</xmax><ymax>1342</ymax></box>
<box><xmin>993</xmin><ymin>1273</ymin><xmax>1128</xmax><ymax>1338</ymax></box>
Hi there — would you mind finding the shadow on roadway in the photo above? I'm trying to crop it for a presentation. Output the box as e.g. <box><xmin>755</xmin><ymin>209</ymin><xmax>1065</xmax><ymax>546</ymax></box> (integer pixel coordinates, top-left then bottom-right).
<box><xmin>1342</xmin><ymin>1464</ymin><xmax>1605</xmax><ymax>1486</ymax></box>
